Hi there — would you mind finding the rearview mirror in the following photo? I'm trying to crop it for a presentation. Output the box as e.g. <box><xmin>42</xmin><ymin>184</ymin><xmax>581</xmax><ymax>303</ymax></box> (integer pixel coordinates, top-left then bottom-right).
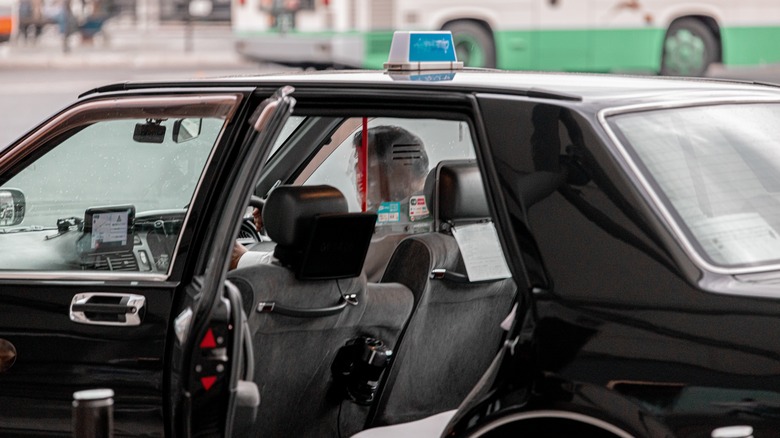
<box><xmin>0</xmin><ymin>188</ymin><xmax>26</xmax><ymax>226</ymax></box>
<box><xmin>133</xmin><ymin>120</ymin><xmax>166</xmax><ymax>144</ymax></box>
<box><xmin>173</xmin><ymin>118</ymin><xmax>202</xmax><ymax>143</ymax></box>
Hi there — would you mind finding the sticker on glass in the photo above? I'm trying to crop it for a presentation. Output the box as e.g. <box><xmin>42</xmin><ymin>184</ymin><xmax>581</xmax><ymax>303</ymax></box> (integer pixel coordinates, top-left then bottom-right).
<box><xmin>409</xmin><ymin>195</ymin><xmax>430</xmax><ymax>221</ymax></box>
<box><xmin>377</xmin><ymin>202</ymin><xmax>401</xmax><ymax>223</ymax></box>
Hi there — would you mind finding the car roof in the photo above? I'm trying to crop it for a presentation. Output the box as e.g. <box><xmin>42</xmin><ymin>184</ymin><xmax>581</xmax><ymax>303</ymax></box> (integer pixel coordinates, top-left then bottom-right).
<box><xmin>85</xmin><ymin>68</ymin><xmax>780</xmax><ymax>109</ymax></box>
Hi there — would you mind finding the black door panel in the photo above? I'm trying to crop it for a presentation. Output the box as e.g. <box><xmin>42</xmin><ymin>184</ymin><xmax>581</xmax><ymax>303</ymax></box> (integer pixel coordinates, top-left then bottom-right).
<box><xmin>0</xmin><ymin>282</ymin><xmax>174</xmax><ymax>436</ymax></box>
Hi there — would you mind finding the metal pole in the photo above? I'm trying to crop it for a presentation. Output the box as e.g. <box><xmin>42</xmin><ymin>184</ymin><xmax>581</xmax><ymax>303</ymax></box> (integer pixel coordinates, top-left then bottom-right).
<box><xmin>61</xmin><ymin>0</ymin><xmax>72</xmax><ymax>53</ymax></box>
<box><xmin>72</xmin><ymin>388</ymin><xmax>114</xmax><ymax>438</ymax></box>
<box><xmin>184</xmin><ymin>0</ymin><xmax>192</xmax><ymax>52</ymax></box>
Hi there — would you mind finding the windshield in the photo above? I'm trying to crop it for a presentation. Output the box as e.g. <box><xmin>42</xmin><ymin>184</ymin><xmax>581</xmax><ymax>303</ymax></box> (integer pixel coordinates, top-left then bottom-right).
<box><xmin>610</xmin><ymin>103</ymin><xmax>780</xmax><ymax>269</ymax></box>
<box><xmin>0</xmin><ymin>95</ymin><xmax>238</xmax><ymax>273</ymax></box>
<box><xmin>3</xmin><ymin>117</ymin><xmax>223</xmax><ymax>228</ymax></box>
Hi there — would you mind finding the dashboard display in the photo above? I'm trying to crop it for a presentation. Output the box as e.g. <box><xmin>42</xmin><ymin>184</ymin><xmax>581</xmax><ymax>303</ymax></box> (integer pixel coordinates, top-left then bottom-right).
<box><xmin>83</xmin><ymin>206</ymin><xmax>135</xmax><ymax>253</ymax></box>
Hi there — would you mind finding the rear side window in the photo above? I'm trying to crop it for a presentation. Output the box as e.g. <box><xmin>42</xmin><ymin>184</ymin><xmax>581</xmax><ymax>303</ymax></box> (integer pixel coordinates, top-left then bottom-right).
<box><xmin>304</xmin><ymin>117</ymin><xmax>475</xmax><ymax>231</ymax></box>
<box><xmin>610</xmin><ymin>103</ymin><xmax>780</xmax><ymax>269</ymax></box>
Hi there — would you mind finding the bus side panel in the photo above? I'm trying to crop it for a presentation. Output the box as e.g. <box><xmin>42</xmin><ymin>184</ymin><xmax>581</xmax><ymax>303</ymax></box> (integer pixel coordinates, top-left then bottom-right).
<box><xmin>494</xmin><ymin>27</ymin><xmax>663</xmax><ymax>73</ymax></box>
<box><xmin>722</xmin><ymin>26</ymin><xmax>780</xmax><ymax>66</ymax></box>
<box><xmin>362</xmin><ymin>31</ymin><xmax>395</xmax><ymax>69</ymax></box>
<box><xmin>494</xmin><ymin>30</ymin><xmax>534</xmax><ymax>70</ymax></box>
<box><xmin>419</xmin><ymin>1</ymin><xmax>534</xmax><ymax>70</ymax></box>
<box><xmin>589</xmin><ymin>28</ymin><xmax>664</xmax><ymax>73</ymax></box>
<box><xmin>647</xmin><ymin>1</ymin><xmax>780</xmax><ymax>68</ymax></box>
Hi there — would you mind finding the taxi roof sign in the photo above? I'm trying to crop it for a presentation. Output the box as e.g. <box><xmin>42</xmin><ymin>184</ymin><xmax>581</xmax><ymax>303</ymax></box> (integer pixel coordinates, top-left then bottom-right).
<box><xmin>384</xmin><ymin>31</ymin><xmax>464</xmax><ymax>71</ymax></box>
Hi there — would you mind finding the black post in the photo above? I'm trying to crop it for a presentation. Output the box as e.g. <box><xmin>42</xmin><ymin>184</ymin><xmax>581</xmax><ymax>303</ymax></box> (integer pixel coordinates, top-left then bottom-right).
<box><xmin>184</xmin><ymin>0</ymin><xmax>193</xmax><ymax>52</ymax></box>
<box><xmin>61</xmin><ymin>0</ymin><xmax>72</xmax><ymax>53</ymax></box>
<box><xmin>72</xmin><ymin>389</ymin><xmax>114</xmax><ymax>438</ymax></box>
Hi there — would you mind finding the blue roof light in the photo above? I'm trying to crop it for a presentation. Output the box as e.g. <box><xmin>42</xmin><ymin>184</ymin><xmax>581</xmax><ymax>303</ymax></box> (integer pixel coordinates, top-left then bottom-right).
<box><xmin>384</xmin><ymin>31</ymin><xmax>464</xmax><ymax>71</ymax></box>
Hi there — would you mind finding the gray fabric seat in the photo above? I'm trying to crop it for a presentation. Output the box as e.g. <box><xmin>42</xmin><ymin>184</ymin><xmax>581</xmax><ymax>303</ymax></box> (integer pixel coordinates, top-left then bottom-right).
<box><xmin>227</xmin><ymin>185</ymin><xmax>414</xmax><ymax>438</ymax></box>
<box><xmin>369</xmin><ymin>161</ymin><xmax>517</xmax><ymax>427</ymax></box>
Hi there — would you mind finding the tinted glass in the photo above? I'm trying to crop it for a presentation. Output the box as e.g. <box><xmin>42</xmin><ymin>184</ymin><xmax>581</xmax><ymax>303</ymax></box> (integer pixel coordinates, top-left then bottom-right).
<box><xmin>611</xmin><ymin>103</ymin><xmax>780</xmax><ymax>268</ymax></box>
<box><xmin>306</xmin><ymin>117</ymin><xmax>475</xmax><ymax>212</ymax></box>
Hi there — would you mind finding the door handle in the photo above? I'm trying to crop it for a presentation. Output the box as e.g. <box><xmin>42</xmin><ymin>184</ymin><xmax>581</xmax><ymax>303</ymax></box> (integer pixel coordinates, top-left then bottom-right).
<box><xmin>70</xmin><ymin>293</ymin><xmax>146</xmax><ymax>326</ymax></box>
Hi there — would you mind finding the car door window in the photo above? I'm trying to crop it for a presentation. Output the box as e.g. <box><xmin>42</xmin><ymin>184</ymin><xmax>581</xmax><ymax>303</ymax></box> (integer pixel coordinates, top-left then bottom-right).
<box><xmin>0</xmin><ymin>95</ymin><xmax>240</xmax><ymax>273</ymax></box>
<box><xmin>304</xmin><ymin>117</ymin><xmax>476</xmax><ymax>213</ymax></box>
<box><xmin>294</xmin><ymin>116</ymin><xmax>477</xmax><ymax>281</ymax></box>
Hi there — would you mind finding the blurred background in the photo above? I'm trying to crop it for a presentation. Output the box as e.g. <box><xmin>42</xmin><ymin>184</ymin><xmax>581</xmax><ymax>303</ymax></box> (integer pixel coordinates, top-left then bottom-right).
<box><xmin>2</xmin><ymin>0</ymin><xmax>780</xmax><ymax>146</ymax></box>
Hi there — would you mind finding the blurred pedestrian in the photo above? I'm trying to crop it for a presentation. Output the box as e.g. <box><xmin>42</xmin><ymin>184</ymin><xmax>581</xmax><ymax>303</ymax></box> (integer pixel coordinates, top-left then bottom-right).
<box><xmin>17</xmin><ymin>0</ymin><xmax>45</xmax><ymax>44</ymax></box>
<box><xmin>78</xmin><ymin>0</ymin><xmax>112</xmax><ymax>45</ymax></box>
<box><xmin>56</xmin><ymin>0</ymin><xmax>77</xmax><ymax>52</ymax></box>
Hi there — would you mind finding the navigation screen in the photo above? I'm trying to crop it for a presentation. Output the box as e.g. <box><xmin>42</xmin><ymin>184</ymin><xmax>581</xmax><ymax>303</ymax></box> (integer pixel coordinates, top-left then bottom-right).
<box><xmin>84</xmin><ymin>206</ymin><xmax>135</xmax><ymax>253</ymax></box>
<box><xmin>91</xmin><ymin>211</ymin><xmax>128</xmax><ymax>250</ymax></box>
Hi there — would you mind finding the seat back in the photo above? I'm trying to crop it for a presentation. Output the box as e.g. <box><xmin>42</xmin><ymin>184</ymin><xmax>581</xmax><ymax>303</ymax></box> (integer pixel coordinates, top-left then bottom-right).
<box><xmin>228</xmin><ymin>185</ymin><xmax>414</xmax><ymax>437</ymax></box>
<box><xmin>359</xmin><ymin>125</ymin><xmax>434</xmax><ymax>282</ymax></box>
<box><xmin>370</xmin><ymin>161</ymin><xmax>517</xmax><ymax>426</ymax></box>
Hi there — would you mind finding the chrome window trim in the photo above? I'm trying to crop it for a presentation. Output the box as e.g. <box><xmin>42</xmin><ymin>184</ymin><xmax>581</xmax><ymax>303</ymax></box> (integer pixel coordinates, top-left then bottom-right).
<box><xmin>470</xmin><ymin>409</ymin><xmax>634</xmax><ymax>438</ymax></box>
<box><xmin>0</xmin><ymin>93</ymin><xmax>243</xmax><ymax>282</ymax></box>
<box><xmin>0</xmin><ymin>94</ymin><xmax>241</xmax><ymax>171</ymax></box>
<box><xmin>598</xmin><ymin>97</ymin><xmax>780</xmax><ymax>276</ymax></box>
<box><xmin>0</xmin><ymin>272</ymin><xmax>170</xmax><ymax>282</ymax></box>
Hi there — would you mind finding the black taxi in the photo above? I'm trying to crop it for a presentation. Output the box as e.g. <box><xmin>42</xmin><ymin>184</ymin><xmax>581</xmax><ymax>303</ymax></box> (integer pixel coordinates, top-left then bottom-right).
<box><xmin>1</xmin><ymin>31</ymin><xmax>780</xmax><ymax>438</ymax></box>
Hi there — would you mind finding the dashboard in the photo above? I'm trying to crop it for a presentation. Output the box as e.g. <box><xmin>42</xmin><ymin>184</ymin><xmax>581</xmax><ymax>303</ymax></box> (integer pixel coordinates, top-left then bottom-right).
<box><xmin>105</xmin><ymin>209</ymin><xmax>186</xmax><ymax>272</ymax></box>
<box><xmin>0</xmin><ymin>209</ymin><xmax>187</xmax><ymax>273</ymax></box>
<box><xmin>0</xmin><ymin>207</ymin><xmax>263</xmax><ymax>273</ymax></box>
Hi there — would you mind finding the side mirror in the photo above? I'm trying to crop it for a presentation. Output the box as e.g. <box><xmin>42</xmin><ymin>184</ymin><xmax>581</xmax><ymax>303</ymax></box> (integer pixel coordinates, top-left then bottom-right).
<box><xmin>173</xmin><ymin>118</ymin><xmax>203</xmax><ymax>143</ymax></box>
<box><xmin>0</xmin><ymin>188</ymin><xmax>26</xmax><ymax>226</ymax></box>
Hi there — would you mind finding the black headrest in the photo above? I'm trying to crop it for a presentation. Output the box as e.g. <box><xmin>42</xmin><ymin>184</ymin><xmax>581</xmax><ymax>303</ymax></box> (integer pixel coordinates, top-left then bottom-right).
<box><xmin>264</xmin><ymin>185</ymin><xmax>348</xmax><ymax>246</ymax></box>
<box><xmin>264</xmin><ymin>185</ymin><xmax>377</xmax><ymax>280</ymax></box>
<box><xmin>424</xmin><ymin>160</ymin><xmax>490</xmax><ymax>230</ymax></box>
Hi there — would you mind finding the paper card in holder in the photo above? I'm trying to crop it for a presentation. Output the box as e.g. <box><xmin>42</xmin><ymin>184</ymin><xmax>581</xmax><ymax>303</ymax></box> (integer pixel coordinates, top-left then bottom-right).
<box><xmin>451</xmin><ymin>222</ymin><xmax>511</xmax><ymax>282</ymax></box>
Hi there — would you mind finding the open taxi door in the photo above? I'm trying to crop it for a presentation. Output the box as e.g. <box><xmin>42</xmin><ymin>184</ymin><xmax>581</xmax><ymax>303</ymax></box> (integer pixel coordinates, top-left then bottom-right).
<box><xmin>167</xmin><ymin>86</ymin><xmax>296</xmax><ymax>437</ymax></box>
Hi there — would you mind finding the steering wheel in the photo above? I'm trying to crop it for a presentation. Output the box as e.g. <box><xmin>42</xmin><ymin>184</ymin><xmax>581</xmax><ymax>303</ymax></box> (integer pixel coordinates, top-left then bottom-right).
<box><xmin>237</xmin><ymin>195</ymin><xmax>265</xmax><ymax>245</ymax></box>
<box><xmin>249</xmin><ymin>195</ymin><xmax>264</xmax><ymax>211</ymax></box>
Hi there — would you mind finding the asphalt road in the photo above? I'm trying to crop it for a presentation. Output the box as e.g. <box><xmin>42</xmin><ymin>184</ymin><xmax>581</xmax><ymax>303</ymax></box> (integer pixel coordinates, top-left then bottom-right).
<box><xmin>3</xmin><ymin>18</ymin><xmax>780</xmax><ymax>148</ymax></box>
<box><xmin>0</xmin><ymin>21</ymin><xmax>276</xmax><ymax>146</ymax></box>
<box><xmin>0</xmin><ymin>64</ymin><xmax>269</xmax><ymax>146</ymax></box>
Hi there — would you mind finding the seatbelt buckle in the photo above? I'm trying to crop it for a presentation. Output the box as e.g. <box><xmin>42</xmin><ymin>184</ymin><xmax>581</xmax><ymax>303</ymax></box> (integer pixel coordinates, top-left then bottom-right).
<box><xmin>257</xmin><ymin>302</ymin><xmax>275</xmax><ymax>313</ymax></box>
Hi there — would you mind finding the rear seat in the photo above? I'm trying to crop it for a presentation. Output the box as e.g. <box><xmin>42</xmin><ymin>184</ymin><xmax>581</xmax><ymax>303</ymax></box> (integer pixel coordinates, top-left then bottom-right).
<box><xmin>353</xmin><ymin>410</ymin><xmax>457</xmax><ymax>438</ymax></box>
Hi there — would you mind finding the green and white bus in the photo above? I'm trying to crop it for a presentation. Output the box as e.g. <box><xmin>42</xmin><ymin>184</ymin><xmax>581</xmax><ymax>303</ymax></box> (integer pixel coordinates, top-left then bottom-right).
<box><xmin>233</xmin><ymin>0</ymin><xmax>780</xmax><ymax>76</ymax></box>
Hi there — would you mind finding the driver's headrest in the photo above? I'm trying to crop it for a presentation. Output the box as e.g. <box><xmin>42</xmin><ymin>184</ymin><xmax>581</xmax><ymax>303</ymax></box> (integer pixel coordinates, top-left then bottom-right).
<box><xmin>264</xmin><ymin>185</ymin><xmax>377</xmax><ymax>280</ymax></box>
<box><xmin>264</xmin><ymin>185</ymin><xmax>348</xmax><ymax>247</ymax></box>
<box><xmin>424</xmin><ymin>160</ymin><xmax>490</xmax><ymax>230</ymax></box>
